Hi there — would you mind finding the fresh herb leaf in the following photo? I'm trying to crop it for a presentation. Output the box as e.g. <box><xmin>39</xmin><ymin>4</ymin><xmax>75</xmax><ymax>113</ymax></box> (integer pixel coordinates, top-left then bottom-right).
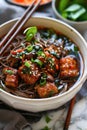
<box><xmin>24</xmin><ymin>26</ymin><xmax>37</xmax><ymax>41</ymax></box>
<box><xmin>45</xmin><ymin>115</ymin><xmax>51</xmax><ymax>123</ymax></box>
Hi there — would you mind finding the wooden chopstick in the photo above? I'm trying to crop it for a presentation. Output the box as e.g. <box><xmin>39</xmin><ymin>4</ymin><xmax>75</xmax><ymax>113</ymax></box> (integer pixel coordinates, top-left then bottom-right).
<box><xmin>0</xmin><ymin>0</ymin><xmax>41</xmax><ymax>56</ymax></box>
<box><xmin>63</xmin><ymin>96</ymin><xmax>76</xmax><ymax>130</ymax></box>
<box><xmin>0</xmin><ymin>0</ymin><xmax>36</xmax><ymax>49</ymax></box>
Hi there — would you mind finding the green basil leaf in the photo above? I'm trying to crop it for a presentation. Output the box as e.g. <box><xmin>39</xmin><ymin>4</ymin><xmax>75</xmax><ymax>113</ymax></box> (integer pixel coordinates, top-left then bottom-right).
<box><xmin>24</xmin><ymin>26</ymin><xmax>37</xmax><ymax>41</ymax></box>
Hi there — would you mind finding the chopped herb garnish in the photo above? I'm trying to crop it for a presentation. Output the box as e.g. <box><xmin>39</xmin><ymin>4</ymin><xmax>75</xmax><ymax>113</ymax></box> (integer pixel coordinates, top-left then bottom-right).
<box><xmin>5</xmin><ymin>70</ymin><xmax>14</xmax><ymax>75</ymax></box>
<box><xmin>25</xmin><ymin>45</ymin><xmax>33</xmax><ymax>52</ymax></box>
<box><xmin>31</xmin><ymin>58</ymin><xmax>43</xmax><ymax>67</ymax></box>
<box><xmin>45</xmin><ymin>115</ymin><xmax>51</xmax><ymax>123</ymax></box>
<box><xmin>47</xmin><ymin>58</ymin><xmax>54</xmax><ymax>69</ymax></box>
<box><xmin>40</xmin><ymin>78</ymin><xmax>46</xmax><ymax>86</ymax></box>
<box><xmin>37</xmin><ymin>51</ymin><xmax>45</xmax><ymax>57</ymax></box>
<box><xmin>24</xmin><ymin>61</ymin><xmax>30</xmax><ymax>68</ymax></box>
<box><xmin>24</xmin><ymin>26</ymin><xmax>37</xmax><ymax>41</ymax></box>
<box><xmin>40</xmin><ymin>73</ymin><xmax>47</xmax><ymax>86</ymax></box>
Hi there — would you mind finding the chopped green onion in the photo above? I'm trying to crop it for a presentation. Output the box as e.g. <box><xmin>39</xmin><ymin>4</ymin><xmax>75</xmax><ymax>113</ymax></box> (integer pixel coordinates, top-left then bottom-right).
<box><xmin>40</xmin><ymin>73</ymin><xmax>47</xmax><ymax>86</ymax></box>
<box><xmin>31</xmin><ymin>59</ymin><xmax>43</xmax><ymax>67</ymax></box>
<box><xmin>24</xmin><ymin>26</ymin><xmax>37</xmax><ymax>41</ymax></box>
<box><xmin>5</xmin><ymin>70</ymin><xmax>14</xmax><ymax>75</ymax></box>
<box><xmin>37</xmin><ymin>51</ymin><xmax>45</xmax><ymax>57</ymax></box>
<box><xmin>26</xmin><ymin>45</ymin><xmax>33</xmax><ymax>52</ymax></box>
<box><xmin>24</xmin><ymin>61</ymin><xmax>30</xmax><ymax>68</ymax></box>
<box><xmin>40</xmin><ymin>79</ymin><xmax>46</xmax><ymax>86</ymax></box>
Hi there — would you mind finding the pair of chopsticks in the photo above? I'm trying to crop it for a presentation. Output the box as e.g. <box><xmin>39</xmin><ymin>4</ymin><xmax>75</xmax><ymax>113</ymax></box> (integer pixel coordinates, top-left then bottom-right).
<box><xmin>0</xmin><ymin>0</ymin><xmax>41</xmax><ymax>56</ymax></box>
<box><xmin>63</xmin><ymin>96</ymin><xmax>76</xmax><ymax>130</ymax></box>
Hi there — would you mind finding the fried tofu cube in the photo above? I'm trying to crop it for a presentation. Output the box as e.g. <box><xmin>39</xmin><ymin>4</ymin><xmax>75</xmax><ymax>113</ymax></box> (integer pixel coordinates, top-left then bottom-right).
<box><xmin>35</xmin><ymin>82</ymin><xmax>58</xmax><ymax>98</ymax></box>
<box><xmin>60</xmin><ymin>56</ymin><xmax>79</xmax><ymax>78</ymax></box>
<box><xmin>3</xmin><ymin>67</ymin><xmax>18</xmax><ymax>88</ymax></box>
<box><xmin>5</xmin><ymin>74</ymin><xmax>18</xmax><ymax>88</ymax></box>
<box><xmin>18</xmin><ymin>62</ymin><xmax>41</xmax><ymax>85</ymax></box>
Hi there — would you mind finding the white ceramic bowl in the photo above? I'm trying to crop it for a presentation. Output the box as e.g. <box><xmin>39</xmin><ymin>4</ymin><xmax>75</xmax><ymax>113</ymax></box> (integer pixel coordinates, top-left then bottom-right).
<box><xmin>52</xmin><ymin>0</ymin><xmax>87</xmax><ymax>33</ymax></box>
<box><xmin>0</xmin><ymin>17</ymin><xmax>87</xmax><ymax>112</ymax></box>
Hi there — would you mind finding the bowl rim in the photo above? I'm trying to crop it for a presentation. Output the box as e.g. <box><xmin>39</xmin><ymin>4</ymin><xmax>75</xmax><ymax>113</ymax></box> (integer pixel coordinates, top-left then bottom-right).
<box><xmin>0</xmin><ymin>17</ymin><xmax>87</xmax><ymax>102</ymax></box>
<box><xmin>52</xmin><ymin>0</ymin><xmax>87</xmax><ymax>24</ymax></box>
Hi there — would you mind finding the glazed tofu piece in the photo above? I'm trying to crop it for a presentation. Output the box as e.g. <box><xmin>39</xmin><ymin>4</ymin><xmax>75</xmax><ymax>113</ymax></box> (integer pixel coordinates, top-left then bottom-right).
<box><xmin>35</xmin><ymin>82</ymin><xmax>58</xmax><ymax>98</ymax></box>
<box><xmin>60</xmin><ymin>56</ymin><xmax>79</xmax><ymax>78</ymax></box>
<box><xmin>3</xmin><ymin>67</ymin><xmax>18</xmax><ymax>88</ymax></box>
<box><xmin>18</xmin><ymin>61</ymin><xmax>41</xmax><ymax>85</ymax></box>
<box><xmin>5</xmin><ymin>75</ymin><xmax>18</xmax><ymax>88</ymax></box>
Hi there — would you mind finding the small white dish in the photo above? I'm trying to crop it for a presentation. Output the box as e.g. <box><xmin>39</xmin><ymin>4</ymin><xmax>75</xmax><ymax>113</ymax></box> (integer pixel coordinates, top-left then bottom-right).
<box><xmin>52</xmin><ymin>0</ymin><xmax>87</xmax><ymax>33</ymax></box>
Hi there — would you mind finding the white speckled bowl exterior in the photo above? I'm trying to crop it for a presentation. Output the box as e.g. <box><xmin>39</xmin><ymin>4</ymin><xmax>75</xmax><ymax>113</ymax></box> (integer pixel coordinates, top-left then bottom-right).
<box><xmin>52</xmin><ymin>0</ymin><xmax>87</xmax><ymax>32</ymax></box>
<box><xmin>0</xmin><ymin>17</ymin><xmax>87</xmax><ymax>112</ymax></box>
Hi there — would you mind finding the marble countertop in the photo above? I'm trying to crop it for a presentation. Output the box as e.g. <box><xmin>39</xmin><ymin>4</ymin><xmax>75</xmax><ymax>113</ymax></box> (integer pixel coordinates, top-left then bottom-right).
<box><xmin>0</xmin><ymin>0</ymin><xmax>87</xmax><ymax>130</ymax></box>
